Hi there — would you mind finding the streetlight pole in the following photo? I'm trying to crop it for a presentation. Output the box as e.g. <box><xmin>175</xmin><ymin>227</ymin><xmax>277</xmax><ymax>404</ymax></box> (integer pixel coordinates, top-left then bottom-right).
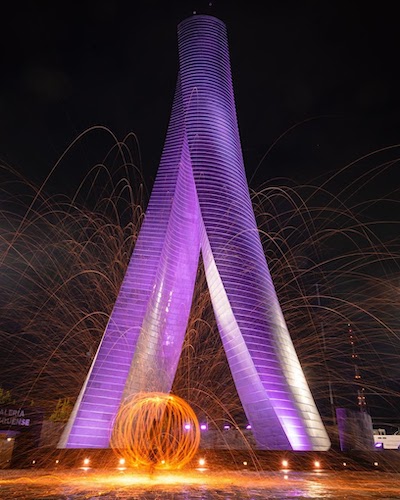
<box><xmin>315</xmin><ymin>283</ymin><xmax>336</xmax><ymax>426</ymax></box>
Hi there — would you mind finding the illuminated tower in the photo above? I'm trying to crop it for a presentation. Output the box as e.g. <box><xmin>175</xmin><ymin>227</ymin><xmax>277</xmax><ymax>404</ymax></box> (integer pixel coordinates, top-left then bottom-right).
<box><xmin>59</xmin><ymin>14</ymin><xmax>330</xmax><ymax>451</ymax></box>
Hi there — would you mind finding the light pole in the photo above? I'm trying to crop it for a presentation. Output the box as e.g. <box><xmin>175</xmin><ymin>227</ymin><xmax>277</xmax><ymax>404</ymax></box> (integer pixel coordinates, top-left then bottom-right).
<box><xmin>315</xmin><ymin>283</ymin><xmax>336</xmax><ymax>426</ymax></box>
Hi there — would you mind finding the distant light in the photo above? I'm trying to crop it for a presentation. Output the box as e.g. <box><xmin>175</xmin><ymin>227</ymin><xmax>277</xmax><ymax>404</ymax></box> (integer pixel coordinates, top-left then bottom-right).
<box><xmin>246</xmin><ymin>424</ymin><xmax>252</xmax><ymax>430</ymax></box>
<box><xmin>314</xmin><ymin>460</ymin><xmax>320</xmax><ymax>468</ymax></box>
<box><xmin>199</xmin><ymin>458</ymin><xmax>206</xmax><ymax>466</ymax></box>
<box><xmin>119</xmin><ymin>458</ymin><xmax>125</xmax><ymax>465</ymax></box>
<box><xmin>282</xmin><ymin>459</ymin><xmax>289</xmax><ymax>468</ymax></box>
<box><xmin>284</xmin><ymin>474</ymin><xmax>288</xmax><ymax>480</ymax></box>
<box><xmin>83</xmin><ymin>458</ymin><xmax>90</xmax><ymax>466</ymax></box>
<box><xmin>243</xmin><ymin>461</ymin><xmax>247</xmax><ymax>466</ymax></box>
<box><xmin>32</xmin><ymin>460</ymin><xmax>36</xmax><ymax>464</ymax></box>
<box><xmin>223</xmin><ymin>425</ymin><xmax>230</xmax><ymax>430</ymax></box>
<box><xmin>343</xmin><ymin>462</ymin><xmax>347</xmax><ymax>467</ymax></box>
<box><xmin>184</xmin><ymin>423</ymin><xmax>191</xmax><ymax>430</ymax></box>
<box><xmin>200</xmin><ymin>424</ymin><xmax>207</xmax><ymax>430</ymax></box>
<box><xmin>55</xmin><ymin>459</ymin><xmax>60</xmax><ymax>464</ymax></box>
<box><xmin>6</xmin><ymin>437</ymin><xmax>12</xmax><ymax>442</ymax></box>
<box><xmin>161</xmin><ymin>460</ymin><xmax>165</xmax><ymax>464</ymax></box>
<box><xmin>374</xmin><ymin>461</ymin><xmax>379</xmax><ymax>466</ymax></box>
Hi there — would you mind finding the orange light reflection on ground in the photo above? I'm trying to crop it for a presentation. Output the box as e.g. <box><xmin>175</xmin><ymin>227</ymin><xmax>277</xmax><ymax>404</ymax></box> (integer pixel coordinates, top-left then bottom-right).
<box><xmin>1</xmin><ymin>469</ymin><xmax>400</xmax><ymax>499</ymax></box>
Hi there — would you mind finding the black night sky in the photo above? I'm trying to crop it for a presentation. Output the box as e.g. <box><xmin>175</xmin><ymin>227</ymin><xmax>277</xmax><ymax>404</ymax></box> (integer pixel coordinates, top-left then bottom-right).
<box><xmin>1</xmin><ymin>1</ymin><xmax>400</xmax><ymax>192</ymax></box>
<box><xmin>0</xmin><ymin>2</ymin><xmax>399</xmax><ymax>426</ymax></box>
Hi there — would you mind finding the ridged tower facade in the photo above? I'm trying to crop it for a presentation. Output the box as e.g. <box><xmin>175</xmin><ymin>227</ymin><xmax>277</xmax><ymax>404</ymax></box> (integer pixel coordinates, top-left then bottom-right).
<box><xmin>59</xmin><ymin>14</ymin><xmax>330</xmax><ymax>451</ymax></box>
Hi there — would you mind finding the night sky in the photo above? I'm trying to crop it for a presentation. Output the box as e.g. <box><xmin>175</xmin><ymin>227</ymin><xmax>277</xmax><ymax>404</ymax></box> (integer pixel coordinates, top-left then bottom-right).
<box><xmin>0</xmin><ymin>1</ymin><xmax>399</xmax><ymax>426</ymax></box>
<box><xmin>1</xmin><ymin>1</ymin><xmax>400</xmax><ymax>193</ymax></box>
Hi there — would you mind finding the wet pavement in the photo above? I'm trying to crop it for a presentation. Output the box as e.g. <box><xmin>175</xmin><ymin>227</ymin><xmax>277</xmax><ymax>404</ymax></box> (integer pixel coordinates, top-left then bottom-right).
<box><xmin>1</xmin><ymin>468</ymin><xmax>400</xmax><ymax>499</ymax></box>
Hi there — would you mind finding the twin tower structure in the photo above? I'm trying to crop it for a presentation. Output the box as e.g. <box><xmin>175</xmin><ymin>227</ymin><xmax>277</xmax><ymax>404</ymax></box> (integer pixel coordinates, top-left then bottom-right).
<box><xmin>60</xmin><ymin>14</ymin><xmax>330</xmax><ymax>451</ymax></box>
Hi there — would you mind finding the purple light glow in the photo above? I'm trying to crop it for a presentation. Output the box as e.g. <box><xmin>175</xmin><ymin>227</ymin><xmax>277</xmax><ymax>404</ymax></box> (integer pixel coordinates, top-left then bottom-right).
<box><xmin>59</xmin><ymin>14</ymin><xmax>330</xmax><ymax>452</ymax></box>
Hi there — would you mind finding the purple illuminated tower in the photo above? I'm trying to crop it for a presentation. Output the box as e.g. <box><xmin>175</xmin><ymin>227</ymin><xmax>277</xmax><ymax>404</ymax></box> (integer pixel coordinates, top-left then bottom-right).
<box><xmin>59</xmin><ymin>14</ymin><xmax>330</xmax><ymax>451</ymax></box>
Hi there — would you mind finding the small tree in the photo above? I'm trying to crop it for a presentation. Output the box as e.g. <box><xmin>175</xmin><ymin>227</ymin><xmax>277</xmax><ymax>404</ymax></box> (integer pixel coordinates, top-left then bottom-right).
<box><xmin>49</xmin><ymin>398</ymin><xmax>73</xmax><ymax>423</ymax></box>
<box><xmin>0</xmin><ymin>387</ymin><xmax>15</xmax><ymax>405</ymax></box>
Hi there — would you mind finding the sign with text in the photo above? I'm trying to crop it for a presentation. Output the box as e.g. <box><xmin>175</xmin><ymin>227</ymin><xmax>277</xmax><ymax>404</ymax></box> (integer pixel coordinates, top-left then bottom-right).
<box><xmin>0</xmin><ymin>406</ymin><xmax>43</xmax><ymax>432</ymax></box>
<box><xmin>0</xmin><ymin>407</ymin><xmax>31</xmax><ymax>428</ymax></box>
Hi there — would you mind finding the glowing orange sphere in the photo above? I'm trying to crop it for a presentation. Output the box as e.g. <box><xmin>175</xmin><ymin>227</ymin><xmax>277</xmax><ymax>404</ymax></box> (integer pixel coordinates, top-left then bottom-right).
<box><xmin>110</xmin><ymin>392</ymin><xmax>200</xmax><ymax>470</ymax></box>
